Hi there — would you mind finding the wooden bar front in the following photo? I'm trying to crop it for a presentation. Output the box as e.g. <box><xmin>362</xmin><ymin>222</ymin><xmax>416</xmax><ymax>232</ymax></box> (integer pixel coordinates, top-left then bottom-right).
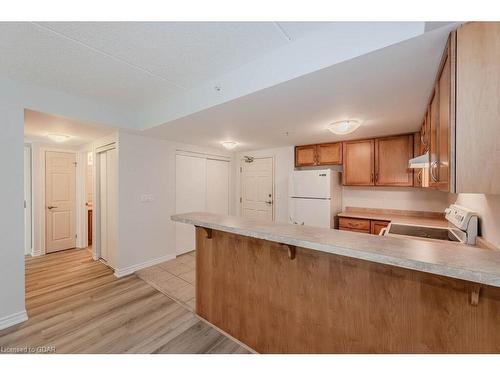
<box><xmin>195</xmin><ymin>227</ymin><xmax>500</xmax><ymax>353</ymax></box>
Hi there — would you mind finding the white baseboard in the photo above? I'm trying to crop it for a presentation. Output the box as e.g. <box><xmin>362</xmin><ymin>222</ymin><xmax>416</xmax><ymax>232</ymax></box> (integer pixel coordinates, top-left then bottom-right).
<box><xmin>0</xmin><ymin>310</ymin><xmax>28</xmax><ymax>330</ymax></box>
<box><xmin>114</xmin><ymin>254</ymin><xmax>176</xmax><ymax>278</ymax></box>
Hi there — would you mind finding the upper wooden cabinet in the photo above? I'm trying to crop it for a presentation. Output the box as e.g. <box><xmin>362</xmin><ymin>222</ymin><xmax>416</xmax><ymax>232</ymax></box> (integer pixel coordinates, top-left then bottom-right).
<box><xmin>295</xmin><ymin>142</ymin><xmax>342</xmax><ymax>167</ymax></box>
<box><xmin>342</xmin><ymin>139</ymin><xmax>375</xmax><ymax>186</ymax></box>
<box><xmin>375</xmin><ymin>135</ymin><xmax>414</xmax><ymax>187</ymax></box>
<box><xmin>342</xmin><ymin>134</ymin><xmax>413</xmax><ymax>187</ymax></box>
<box><xmin>295</xmin><ymin>145</ymin><xmax>317</xmax><ymax>167</ymax></box>
<box><xmin>416</xmin><ymin>22</ymin><xmax>500</xmax><ymax>194</ymax></box>
<box><xmin>455</xmin><ymin>22</ymin><xmax>500</xmax><ymax>194</ymax></box>
<box><xmin>317</xmin><ymin>142</ymin><xmax>342</xmax><ymax>165</ymax></box>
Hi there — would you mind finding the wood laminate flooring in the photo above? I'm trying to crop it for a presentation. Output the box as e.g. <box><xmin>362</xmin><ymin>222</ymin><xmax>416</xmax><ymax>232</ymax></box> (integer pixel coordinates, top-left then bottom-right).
<box><xmin>0</xmin><ymin>249</ymin><xmax>249</xmax><ymax>354</ymax></box>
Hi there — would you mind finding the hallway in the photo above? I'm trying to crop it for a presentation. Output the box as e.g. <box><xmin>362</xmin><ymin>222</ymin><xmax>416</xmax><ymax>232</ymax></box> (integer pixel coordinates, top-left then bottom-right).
<box><xmin>0</xmin><ymin>249</ymin><xmax>249</xmax><ymax>354</ymax></box>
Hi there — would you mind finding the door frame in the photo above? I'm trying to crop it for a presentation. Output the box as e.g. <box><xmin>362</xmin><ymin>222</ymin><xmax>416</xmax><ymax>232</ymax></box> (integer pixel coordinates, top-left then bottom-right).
<box><xmin>239</xmin><ymin>155</ymin><xmax>276</xmax><ymax>221</ymax></box>
<box><xmin>32</xmin><ymin>145</ymin><xmax>82</xmax><ymax>256</ymax></box>
<box><xmin>24</xmin><ymin>144</ymin><xmax>33</xmax><ymax>256</ymax></box>
<box><xmin>93</xmin><ymin>142</ymin><xmax>117</xmax><ymax>265</ymax></box>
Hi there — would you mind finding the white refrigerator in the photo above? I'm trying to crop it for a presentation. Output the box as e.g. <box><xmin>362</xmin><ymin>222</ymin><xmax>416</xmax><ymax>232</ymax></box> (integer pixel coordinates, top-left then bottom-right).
<box><xmin>289</xmin><ymin>169</ymin><xmax>342</xmax><ymax>228</ymax></box>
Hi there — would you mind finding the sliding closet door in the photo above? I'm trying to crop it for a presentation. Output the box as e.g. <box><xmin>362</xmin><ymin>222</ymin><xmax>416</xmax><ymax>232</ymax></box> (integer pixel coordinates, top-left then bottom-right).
<box><xmin>175</xmin><ymin>155</ymin><xmax>207</xmax><ymax>254</ymax></box>
<box><xmin>206</xmin><ymin>159</ymin><xmax>229</xmax><ymax>215</ymax></box>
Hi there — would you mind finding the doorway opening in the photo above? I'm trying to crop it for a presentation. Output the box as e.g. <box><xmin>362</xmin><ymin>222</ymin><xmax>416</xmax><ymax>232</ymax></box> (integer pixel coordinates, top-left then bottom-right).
<box><xmin>23</xmin><ymin>109</ymin><xmax>115</xmax><ymax>260</ymax></box>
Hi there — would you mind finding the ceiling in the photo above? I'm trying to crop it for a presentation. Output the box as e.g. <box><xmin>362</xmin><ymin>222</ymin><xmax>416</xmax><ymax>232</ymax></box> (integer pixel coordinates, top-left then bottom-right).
<box><xmin>24</xmin><ymin>109</ymin><xmax>115</xmax><ymax>146</ymax></box>
<box><xmin>142</xmin><ymin>24</ymin><xmax>456</xmax><ymax>151</ymax></box>
<box><xmin>0</xmin><ymin>22</ymin><xmax>334</xmax><ymax>110</ymax></box>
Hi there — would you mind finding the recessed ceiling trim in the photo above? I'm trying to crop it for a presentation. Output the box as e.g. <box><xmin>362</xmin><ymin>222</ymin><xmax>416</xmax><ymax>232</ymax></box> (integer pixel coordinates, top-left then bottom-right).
<box><xmin>31</xmin><ymin>22</ymin><xmax>188</xmax><ymax>90</ymax></box>
<box><xmin>273</xmin><ymin>22</ymin><xmax>293</xmax><ymax>42</ymax></box>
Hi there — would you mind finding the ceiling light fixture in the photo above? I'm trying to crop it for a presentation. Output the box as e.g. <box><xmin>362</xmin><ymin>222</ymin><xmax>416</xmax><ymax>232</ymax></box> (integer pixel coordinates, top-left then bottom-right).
<box><xmin>47</xmin><ymin>133</ymin><xmax>70</xmax><ymax>143</ymax></box>
<box><xmin>221</xmin><ymin>141</ymin><xmax>238</xmax><ymax>150</ymax></box>
<box><xmin>327</xmin><ymin>120</ymin><xmax>361</xmax><ymax>135</ymax></box>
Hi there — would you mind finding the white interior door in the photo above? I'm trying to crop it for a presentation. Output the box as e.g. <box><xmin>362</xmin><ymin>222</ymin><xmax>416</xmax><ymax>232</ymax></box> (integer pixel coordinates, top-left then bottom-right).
<box><xmin>24</xmin><ymin>145</ymin><xmax>32</xmax><ymax>255</ymax></box>
<box><xmin>206</xmin><ymin>159</ymin><xmax>229</xmax><ymax>215</ymax></box>
<box><xmin>175</xmin><ymin>155</ymin><xmax>207</xmax><ymax>254</ymax></box>
<box><xmin>241</xmin><ymin>157</ymin><xmax>274</xmax><ymax>220</ymax></box>
<box><xmin>98</xmin><ymin>148</ymin><xmax>117</xmax><ymax>263</ymax></box>
<box><xmin>45</xmin><ymin>151</ymin><xmax>76</xmax><ymax>253</ymax></box>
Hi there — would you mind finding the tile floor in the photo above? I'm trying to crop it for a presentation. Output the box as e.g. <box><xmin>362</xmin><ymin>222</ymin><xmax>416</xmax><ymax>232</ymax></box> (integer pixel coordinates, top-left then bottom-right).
<box><xmin>136</xmin><ymin>251</ymin><xmax>196</xmax><ymax>311</ymax></box>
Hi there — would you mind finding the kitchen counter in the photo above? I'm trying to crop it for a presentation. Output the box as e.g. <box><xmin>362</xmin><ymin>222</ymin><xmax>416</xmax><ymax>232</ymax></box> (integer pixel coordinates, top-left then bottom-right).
<box><xmin>172</xmin><ymin>212</ymin><xmax>500</xmax><ymax>287</ymax></box>
<box><xmin>338</xmin><ymin>207</ymin><xmax>448</xmax><ymax>227</ymax></box>
<box><xmin>172</xmin><ymin>212</ymin><xmax>500</xmax><ymax>353</ymax></box>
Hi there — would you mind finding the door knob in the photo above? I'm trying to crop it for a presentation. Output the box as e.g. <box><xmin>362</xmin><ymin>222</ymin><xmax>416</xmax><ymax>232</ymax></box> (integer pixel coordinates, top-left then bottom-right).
<box><xmin>47</xmin><ymin>206</ymin><xmax>58</xmax><ymax>209</ymax></box>
<box><xmin>265</xmin><ymin>200</ymin><xmax>273</xmax><ymax>205</ymax></box>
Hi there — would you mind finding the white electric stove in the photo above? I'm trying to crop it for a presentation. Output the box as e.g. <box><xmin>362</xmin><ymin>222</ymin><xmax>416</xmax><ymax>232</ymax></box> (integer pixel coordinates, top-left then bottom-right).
<box><xmin>381</xmin><ymin>204</ymin><xmax>478</xmax><ymax>245</ymax></box>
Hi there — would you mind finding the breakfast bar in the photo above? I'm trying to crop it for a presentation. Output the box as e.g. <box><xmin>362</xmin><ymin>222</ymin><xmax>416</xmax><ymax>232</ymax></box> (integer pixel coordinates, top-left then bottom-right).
<box><xmin>172</xmin><ymin>212</ymin><xmax>500</xmax><ymax>353</ymax></box>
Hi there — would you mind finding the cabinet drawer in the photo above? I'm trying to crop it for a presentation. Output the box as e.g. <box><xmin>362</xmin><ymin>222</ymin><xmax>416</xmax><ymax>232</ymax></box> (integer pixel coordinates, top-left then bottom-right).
<box><xmin>340</xmin><ymin>226</ymin><xmax>370</xmax><ymax>234</ymax></box>
<box><xmin>370</xmin><ymin>220</ymin><xmax>390</xmax><ymax>235</ymax></box>
<box><xmin>339</xmin><ymin>218</ymin><xmax>371</xmax><ymax>231</ymax></box>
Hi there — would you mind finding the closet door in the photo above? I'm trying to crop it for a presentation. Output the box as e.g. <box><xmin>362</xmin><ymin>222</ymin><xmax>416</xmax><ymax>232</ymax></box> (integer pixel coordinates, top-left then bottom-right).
<box><xmin>175</xmin><ymin>155</ymin><xmax>207</xmax><ymax>254</ymax></box>
<box><xmin>99</xmin><ymin>152</ymin><xmax>108</xmax><ymax>261</ymax></box>
<box><xmin>98</xmin><ymin>148</ymin><xmax>117</xmax><ymax>264</ymax></box>
<box><xmin>206</xmin><ymin>159</ymin><xmax>229</xmax><ymax>215</ymax></box>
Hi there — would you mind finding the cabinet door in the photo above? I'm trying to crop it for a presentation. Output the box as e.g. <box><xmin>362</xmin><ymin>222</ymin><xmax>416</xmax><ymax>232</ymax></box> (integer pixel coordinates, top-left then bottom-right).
<box><xmin>317</xmin><ymin>142</ymin><xmax>342</xmax><ymax>165</ymax></box>
<box><xmin>437</xmin><ymin>45</ymin><xmax>451</xmax><ymax>192</ymax></box>
<box><xmin>342</xmin><ymin>140</ymin><xmax>375</xmax><ymax>186</ymax></box>
<box><xmin>295</xmin><ymin>145</ymin><xmax>317</xmax><ymax>167</ymax></box>
<box><xmin>374</xmin><ymin>134</ymin><xmax>414</xmax><ymax>186</ymax></box>
<box><xmin>429</xmin><ymin>87</ymin><xmax>440</xmax><ymax>188</ymax></box>
<box><xmin>413</xmin><ymin>132</ymin><xmax>422</xmax><ymax>187</ymax></box>
<box><xmin>456</xmin><ymin>22</ymin><xmax>500</xmax><ymax>194</ymax></box>
<box><xmin>370</xmin><ymin>220</ymin><xmax>390</xmax><ymax>235</ymax></box>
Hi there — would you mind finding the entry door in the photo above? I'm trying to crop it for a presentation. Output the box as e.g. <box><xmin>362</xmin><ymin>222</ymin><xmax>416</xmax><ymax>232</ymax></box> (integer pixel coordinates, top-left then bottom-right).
<box><xmin>45</xmin><ymin>151</ymin><xmax>76</xmax><ymax>253</ymax></box>
<box><xmin>241</xmin><ymin>157</ymin><xmax>274</xmax><ymax>220</ymax></box>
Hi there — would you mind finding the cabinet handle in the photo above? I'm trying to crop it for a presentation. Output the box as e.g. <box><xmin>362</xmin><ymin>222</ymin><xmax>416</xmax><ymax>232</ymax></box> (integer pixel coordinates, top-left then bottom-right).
<box><xmin>371</xmin><ymin>172</ymin><xmax>374</xmax><ymax>183</ymax></box>
<box><xmin>430</xmin><ymin>161</ymin><xmax>439</xmax><ymax>182</ymax></box>
<box><xmin>375</xmin><ymin>173</ymin><xmax>379</xmax><ymax>182</ymax></box>
<box><xmin>417</xmin><ymin>170</ymin><xmax>422</xmax><ymax>184</ymax></box>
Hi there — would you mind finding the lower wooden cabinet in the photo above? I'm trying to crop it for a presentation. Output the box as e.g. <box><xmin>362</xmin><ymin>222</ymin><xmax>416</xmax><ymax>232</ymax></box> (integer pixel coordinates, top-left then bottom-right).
<box><xmin>370</xmin><ymin>220</ymin><xmax>390</xmax><ymax>235</ymax></box>
<box><xmin>339</xmin><ymin>217</ymin><xmax>390</xmax><ymax>235</ymax></box>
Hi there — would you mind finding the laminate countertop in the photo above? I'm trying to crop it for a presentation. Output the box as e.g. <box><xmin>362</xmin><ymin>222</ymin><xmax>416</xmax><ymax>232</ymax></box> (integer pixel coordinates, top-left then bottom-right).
<box><xmin>171</xmin><ymin>212</ymin><xmax>500</xmax><ymax>288</ymax></box>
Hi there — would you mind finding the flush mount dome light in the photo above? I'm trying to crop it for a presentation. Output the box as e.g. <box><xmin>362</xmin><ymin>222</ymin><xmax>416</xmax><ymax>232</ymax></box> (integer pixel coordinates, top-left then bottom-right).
<box><xmin>221</xmin><ymin>141</ymin><xmax>238</xmax><ymax>150</ymax></box>
<box><xmin>327</xmin><ymin>120</ymin><xmax>361</xmax><ymax>135</ymax></box>
<box><xmin>47</xmin><ymin>133</ymin><xmax>70</xmax><ymax>143</ymax></box>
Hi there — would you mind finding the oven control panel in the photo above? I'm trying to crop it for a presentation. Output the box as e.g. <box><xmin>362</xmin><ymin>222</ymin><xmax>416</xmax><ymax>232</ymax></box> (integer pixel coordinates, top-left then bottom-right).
<box><xmin>445</xmin><ymin>204</ymin><xmax>477</xmax><ymax>231</ymax></box>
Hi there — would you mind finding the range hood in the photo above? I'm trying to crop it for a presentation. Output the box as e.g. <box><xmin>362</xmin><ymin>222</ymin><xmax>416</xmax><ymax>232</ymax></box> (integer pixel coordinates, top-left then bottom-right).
<box><xmin>408</xmin><ymin>152</ymin><xmax>429</xmax><ymax>168</ymax></box>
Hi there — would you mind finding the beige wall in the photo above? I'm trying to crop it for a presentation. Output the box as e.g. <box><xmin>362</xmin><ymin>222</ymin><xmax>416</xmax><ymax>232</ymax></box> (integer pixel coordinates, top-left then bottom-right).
<box><xmin>342</xmin><ymin>186</ymin><xmax>450</xmax><ymax>212</ymax></box>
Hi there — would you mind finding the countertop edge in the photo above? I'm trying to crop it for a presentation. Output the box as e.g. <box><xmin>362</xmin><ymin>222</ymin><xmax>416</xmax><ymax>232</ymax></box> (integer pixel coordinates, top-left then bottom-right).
<box><xmin>172</xmin><ymin>214</ymin><xmax>500</xmax><ymax>288</ymax></box>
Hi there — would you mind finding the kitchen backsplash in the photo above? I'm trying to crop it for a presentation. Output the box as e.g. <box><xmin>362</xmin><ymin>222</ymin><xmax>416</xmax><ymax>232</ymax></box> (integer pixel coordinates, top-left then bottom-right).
<box><xmin>342</xmin><ymin>186</ymin><xmax>450</xmax><ymax>212</ymax></box>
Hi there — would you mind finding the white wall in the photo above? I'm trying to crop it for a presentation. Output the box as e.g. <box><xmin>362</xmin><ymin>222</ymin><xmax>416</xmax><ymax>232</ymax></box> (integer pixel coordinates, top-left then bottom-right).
<box><xmin>0</xmin><ymin>77</ymin><xmax>127</xmax><ymax>328</ymax></box>
<box><xmin>233</xmin><ymin>146</ymin><xmax>294</xmax><ymax>223</ymax></box>
<box><xmin>342</xmin><ymin>186</ymin><xmax>450</xmax><ymax>212</ymax></box>
<box><xmin>115</xmin><ymin>131</ymin><xmax>231</xmax><ymax>274</ymax></box>
<box><xmin>449</xmin><ymin>193</ymin><xmax>500</xmax><ymax>248</ymax></box>
<box><xmin>0</xmin><ymin>103</ymin><xmax>26</xmax><ymax>327</ymax></box>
